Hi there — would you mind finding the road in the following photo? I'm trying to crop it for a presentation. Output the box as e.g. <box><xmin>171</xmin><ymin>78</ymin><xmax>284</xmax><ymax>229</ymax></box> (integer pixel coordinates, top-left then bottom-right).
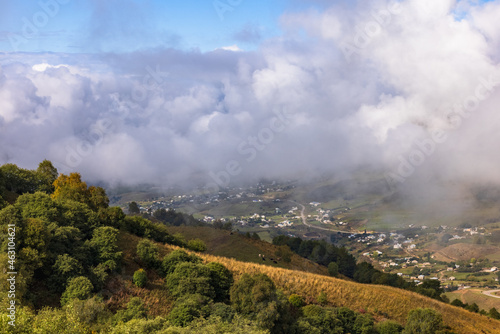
<box><xmin>482</xmin><ymin>289</ymin><xmax>500</xmax><ymax>299</ymax></box>
<box><xmin>288</xmin><ymin>201</ymin><xmax>354</xmax><ymax>234</ymax></box>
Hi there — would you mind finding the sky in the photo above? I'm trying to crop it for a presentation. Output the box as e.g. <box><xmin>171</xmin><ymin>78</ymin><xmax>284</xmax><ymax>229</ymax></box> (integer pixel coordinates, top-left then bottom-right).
<box><xmin>1</xmin><ymin>0</ymin><xmax>500</xmax><ymax>198</ymax></box>
<box><xmin>0</xmin><ymin>0</ymin><xmax>302</xmax><ymax>53</ymax></box>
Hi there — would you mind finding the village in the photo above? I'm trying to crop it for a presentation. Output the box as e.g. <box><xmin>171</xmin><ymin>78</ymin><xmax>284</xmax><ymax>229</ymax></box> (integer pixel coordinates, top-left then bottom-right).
<box><xmin>117</xmin><ymin>180</ymin><xmax>500</xmax><ymax>294</ymax></box>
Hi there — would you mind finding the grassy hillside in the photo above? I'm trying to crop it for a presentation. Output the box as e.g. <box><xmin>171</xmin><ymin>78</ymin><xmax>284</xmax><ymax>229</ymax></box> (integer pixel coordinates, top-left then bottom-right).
<box><xmin>166</xmin><ymin>226</ymin><xmax>329</xmax><ymax>275</ymax></box>
<box><xmin>117</xmin><ymin>232</ymin><xmax>500</xmax><ymax>334</ymax></box>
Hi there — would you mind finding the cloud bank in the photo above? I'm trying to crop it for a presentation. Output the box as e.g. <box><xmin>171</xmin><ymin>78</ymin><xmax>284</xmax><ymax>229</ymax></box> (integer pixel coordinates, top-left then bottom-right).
<box><xmin>1</xmin><ymin>0</ymin><xmax>500</xmax><ymax>195</ymax></box>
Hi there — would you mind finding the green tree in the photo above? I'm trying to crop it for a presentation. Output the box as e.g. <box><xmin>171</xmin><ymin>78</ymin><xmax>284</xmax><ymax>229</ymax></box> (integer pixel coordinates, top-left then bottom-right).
<box><xmin>206</xmin><ymin>262</ymin><xmax>234</xmax><ymax>303</ymax></box>
<box><xmin>52</xmin><ymin>254</ymin><xmax>83</xmax><ymax>289</ymax></box>
<box><xmin>0</xmin><ymin>163</ymin><xmax>38</xmax><ymax>194</ymax></box>
<box><xmin>15</xmin><ymin>191</ymin><xmax>61</xmax><ymax>223</ymax></box>
<box><xmin>376</xmin><ymin>320</ymin><xmax>403</xmax><ymax>334</ymax></box>
<box><xmin>136</xmin><ymin>239</ymin><xmax>160</xmax><ymax>268</ymax></box>
<box><xmin>161</xmin><ymin>250</ymin><xmax>202</xmax><ymax>276</ymax></box>
<box><xmin>61</xmin><ymin>276</ymin><xmax>94</xmax><ymax>306</ymax></box>
<box><xmin>114</xmin><ymin>297</ymin><xmax>148</xmax><ymax>324</ymax></box>
<box><xmin>87</xmin><ymin>186</ymin><xmax>109</xmax><ymax>211</ymax></box>
<box><xmin>128</xmin><ymin>201</ymin><xmax>140</xmax><ymax>214</ymax></box>
<box><xmin>275</xmin><ymin>245</ymin><xmax>293</xmax><ymax>263</ymax></box>
<box><xmin>465</xmin><ymin>303</ymin><xmax>480</xmax><ymax>313</ymax></box>
<box><xmin>165</xmin><ymin>262</ymin><xmax>215</xmax><ymax>299</ymax></box>
<box><xmin>187</xmin><ymin>238</ymin><xmax>207</xmax><ymax>252</ymax></box>
<box><xmin>168</xmin><ymin>294</ymin><xmax>212</xmax><ymax>327</ymax></box>
<box><xmin>328</xmin><ymin>262</ymin><xmax>339</xmax><ymax>277</ymax></box>
<box><xmin>89</xmin><ymin>226</ymin><xmax>122</xmax><ymax>271</ymax></box>
<box><xmin>299</xmin><ymin>305</ymin><xmax>343</xmax><ymax>334</ymax></box>
<box><xmin>489</xmin><ymin>307</ymin><xmax>500</xmax><ymax>320</ymax></box>
<box><xmin>402</xmin><ymin>308</ymin><xmax>445</xmax><ymax>334</ymax></box>
<box><xmin>450</xmin><ymin>299</ymin><xmax>465</xmax><ymax>308</ymax></box>
<box><xmin>133</xmin><ymin>269</ymin><xmax>148</xmax><ymax>288</ymax></box>
<box><xmin>35</xmin><ymin>159</ymin><xmax>58</xmax><ymax>193</ymax></box>
<box><xmin>229</xmin><ymin>273</ymin><xmax>295</xmax><ymax>333</ymax></box>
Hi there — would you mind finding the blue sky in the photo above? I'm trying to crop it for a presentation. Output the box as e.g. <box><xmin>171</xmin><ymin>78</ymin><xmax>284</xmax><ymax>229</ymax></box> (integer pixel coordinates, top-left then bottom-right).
<box><xmin>0</xmin><ymin>0</ymin><xmax>322</xmax><ymax>53</ymax></box>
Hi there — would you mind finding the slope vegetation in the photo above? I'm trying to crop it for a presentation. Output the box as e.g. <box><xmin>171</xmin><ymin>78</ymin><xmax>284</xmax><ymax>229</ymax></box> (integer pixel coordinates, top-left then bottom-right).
<box><xmin>118</xmin><ymin>232</ymin><xmax>500</xmax><ymax>334</ymax></box>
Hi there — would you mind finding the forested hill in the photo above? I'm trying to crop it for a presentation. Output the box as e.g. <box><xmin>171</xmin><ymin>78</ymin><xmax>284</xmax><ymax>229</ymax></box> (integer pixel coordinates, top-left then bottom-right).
<box><xmin>1</xmin><ymin>161</ymin><xmax>499</xmax><ymax>333</ymax></box>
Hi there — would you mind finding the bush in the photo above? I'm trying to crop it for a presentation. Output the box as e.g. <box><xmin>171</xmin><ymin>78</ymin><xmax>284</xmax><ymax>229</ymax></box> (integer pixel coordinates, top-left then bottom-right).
<box><xmin>489</xmin><ymin>307</ymin><xmax>500</xmax><ymax>320</ymax></box>
<box><xmin>229</xmin><ymin>273</ymin><xmax>295</xmax><ymax>333</ymax></box>
<box><xmin>133</xmin><ymin>269</ymin><xmax>148</xmax><ymax>288</ymax></box>
<box><xmin>450</xmin><ymin>299</ymin><xmax>465</xmax><ymax>308</ymax></box>
<box><xmin>206</xmin><ymin>262</ymin><xmax>234</xmax><ymax>303</ymax></box>
<box><xmin>288</xmin><ymin>294</ymin><xmax>305</xmax><ymax>308</ymax></box>
<box><xmin>376</xmin><ymin>320</ymin><xmax>403</xmax><ymax>334</ymax></box>
<box><xmin>299</xmin><ymin>305</ymin><xmax>342</xmax><ymax>333</ymax></box>
<box><xmin>165</xmin><ymin>262</ymin><xmax>215</xmax><ymax>299</ymax></box>
<box><xmin>60</xmin><ymin>276</ymin><xmax>94</xmax><ymax>306</ymax></box>
<box><xmin>114</xmin><ymin>297</ymin><xmax>147</xmax><ymax>324</ymax></box>
<box><xmin>402</xmin><ymin>308</ymin><xmax>445</xmax><ymax>334</ymax></box>
<box><xmin>168</xmin><ymin>294</ymin><xmax>211</xmax><ymax>327</ymax></box>
<box><xmin>187</xmin><ymin>239</ymin><xmax>207</xmax><ymax>252</ymax></box>
<box><xmin>161</xmin><ymin>250</ymin><xmax>202</xmax><ymax>276</ymax></box>
<box><xmin>328</xmin><ymin>262</ymin><xmax>339</xmax><ymax>277</ymax></box>
<box><xmin>110</xmin><ymin>317</ymin><xmax>165</xmax><ymax>334</ymax></box>
<box><xmin>137</xmin><ymin>239</ymin><xmax>160</xmax><ymax>268</ymax></box>
<box><xmin>89</xmin><ymin>226</ymin><xmax>122</xmax><ymax>270</ymax></box>
<box><xmin>210</xmin><ymin>303</ymin><xmax>236</xmax><ymax>323</ymax></box>
<box><xmin>317</xmin><ymin>292</ymin><xmax>328</xmax><ymax>305</ymax></box>
<box><xmin>64</xmin><ymin>296</ymin><xmax>108</xmax><ymax>329</ymax></box>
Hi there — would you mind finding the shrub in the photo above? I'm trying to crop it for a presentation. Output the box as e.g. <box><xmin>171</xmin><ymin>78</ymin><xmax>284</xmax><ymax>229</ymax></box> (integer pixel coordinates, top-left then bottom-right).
<box><xmin>229</xmin><ymin>273</ymin><xmax>295</xmax><ymax>333</ymax></box>
<box><xmin>110</xmin><ymin>317</ymin><xmax>165</xmax><ymax>334</ymax></box>
<box><xmin>489</xmin><ymin>307</ymin><xmax>500</xmax><ymax>320</ymax></box>
<box><xmin>289</xmin><ymin>294</ymin><xmax>305</xmax><ymax>308</ymax></box>
<box><xmin>450</xmin><ymin>299</ymin><xmax>465</xmax><ymax>308</ymax></box>
<box><xmin>161</xmin><ymin>250</ymin><xmax>202</xmax><ymax>276</ymax></box>
<box><xmin>328</xmin><ymin>262</ymin><xmax>339</xmax><ymax>277</ymax></box>
<box><xmin>210</xmin><ymin>303</ymin><xmax>236</xmax><ymax>323</ymax></box>
<box><xmin>165</xmin><ymin>262</ymin><xmax>215</xmax><ymax>299</ymax></box>
<box><xmin>136</xmin><ymin>239</ymin><xmax>160</xmax><ymax>268</ymax></box>
<box><xmin>402</xmin><ymin>308</ymin><xmax>445</xmax><ymax>334</ymax></box>
<box><xmin>206</xmin><ymin>262</ymin><xmax>234</xmax><ymax>303</ymax></box>
<box><xmin>114</xmin><ymin>297</ymin><xmax>147</xmax><ymax>324</ymax></box>
<box><xmin>168</xmin><ymin>294</ymin><xmax>211</xmax><ymax>327</ymax></box>
<box><xmin>89</xmin><ymin>226</ymin><xmax>122</xmax><ymax>270</ymax></box>
<box><xmin>187</xmin><ymin>239</ymin><xmax>207</xmax><ymax>252</ymax></box>
<box><xmin>133</xmin><ymin>269</ymin><xmax>148</xmax><ymax>288</ymax></box>
<box><xmin>64</xmin><ymin>296</ymin><xmax>108</xmax><ymax>329</ymax></box>
<box><xmin>317</xmin><ymin>292</ymin><xmax>328</xmax><ymax>306</ymax></box>
<box><xmin>376</xmin><ymin>320</ymin><xmax>403</xmax><ymax>334</ymax></box>
<box><xmin>300</xmin><ymin>305</ymin><xmax>342</xmax><ymax>333</ymax></box>
<box><xmin>60</xmin><ymin>276</ymin><xmax>94</xmax><ymax>306</ymax></box>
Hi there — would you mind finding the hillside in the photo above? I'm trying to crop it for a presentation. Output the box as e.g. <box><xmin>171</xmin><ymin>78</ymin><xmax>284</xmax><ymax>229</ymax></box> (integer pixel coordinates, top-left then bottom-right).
<box><xmin>434</xmin><ymin>243</ymin><xmax>500</xmax><ymax>262</ymax></box>
<box><xmin>166</xmin><ymin>226</ymin><xmax>329</xmax><ymax>275</ymax></box>
<box><xmin>117</xmin><ymin>232</ymin><xmax>500</xmax><ymax>334</ymax></box>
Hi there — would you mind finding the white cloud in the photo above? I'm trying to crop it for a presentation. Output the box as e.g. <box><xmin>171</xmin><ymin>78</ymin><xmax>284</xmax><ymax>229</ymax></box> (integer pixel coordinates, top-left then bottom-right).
<box><xmin>0</xmin><ymin>0</ymin><xmax>499</xmax><ymax>194</ymax></box>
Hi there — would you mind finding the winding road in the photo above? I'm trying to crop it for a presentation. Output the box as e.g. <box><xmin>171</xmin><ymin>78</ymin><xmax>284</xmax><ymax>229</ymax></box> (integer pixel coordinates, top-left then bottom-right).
<box><xmin>482</xmin><ymin>289</ymin><xmax>500</xmax><ymax>299</ymax></box>
<box><xmin>289</xmin><ymin>201</ymin><xmax>354</xmax><ymax>234</ymax></box>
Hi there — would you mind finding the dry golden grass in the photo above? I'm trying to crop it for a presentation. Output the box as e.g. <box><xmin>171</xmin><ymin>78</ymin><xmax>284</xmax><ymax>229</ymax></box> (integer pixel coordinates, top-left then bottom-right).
<box><xmin>118</xmin><ymin>232</ymin><xmax>500</xmax><ymax>334</ymax></box>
